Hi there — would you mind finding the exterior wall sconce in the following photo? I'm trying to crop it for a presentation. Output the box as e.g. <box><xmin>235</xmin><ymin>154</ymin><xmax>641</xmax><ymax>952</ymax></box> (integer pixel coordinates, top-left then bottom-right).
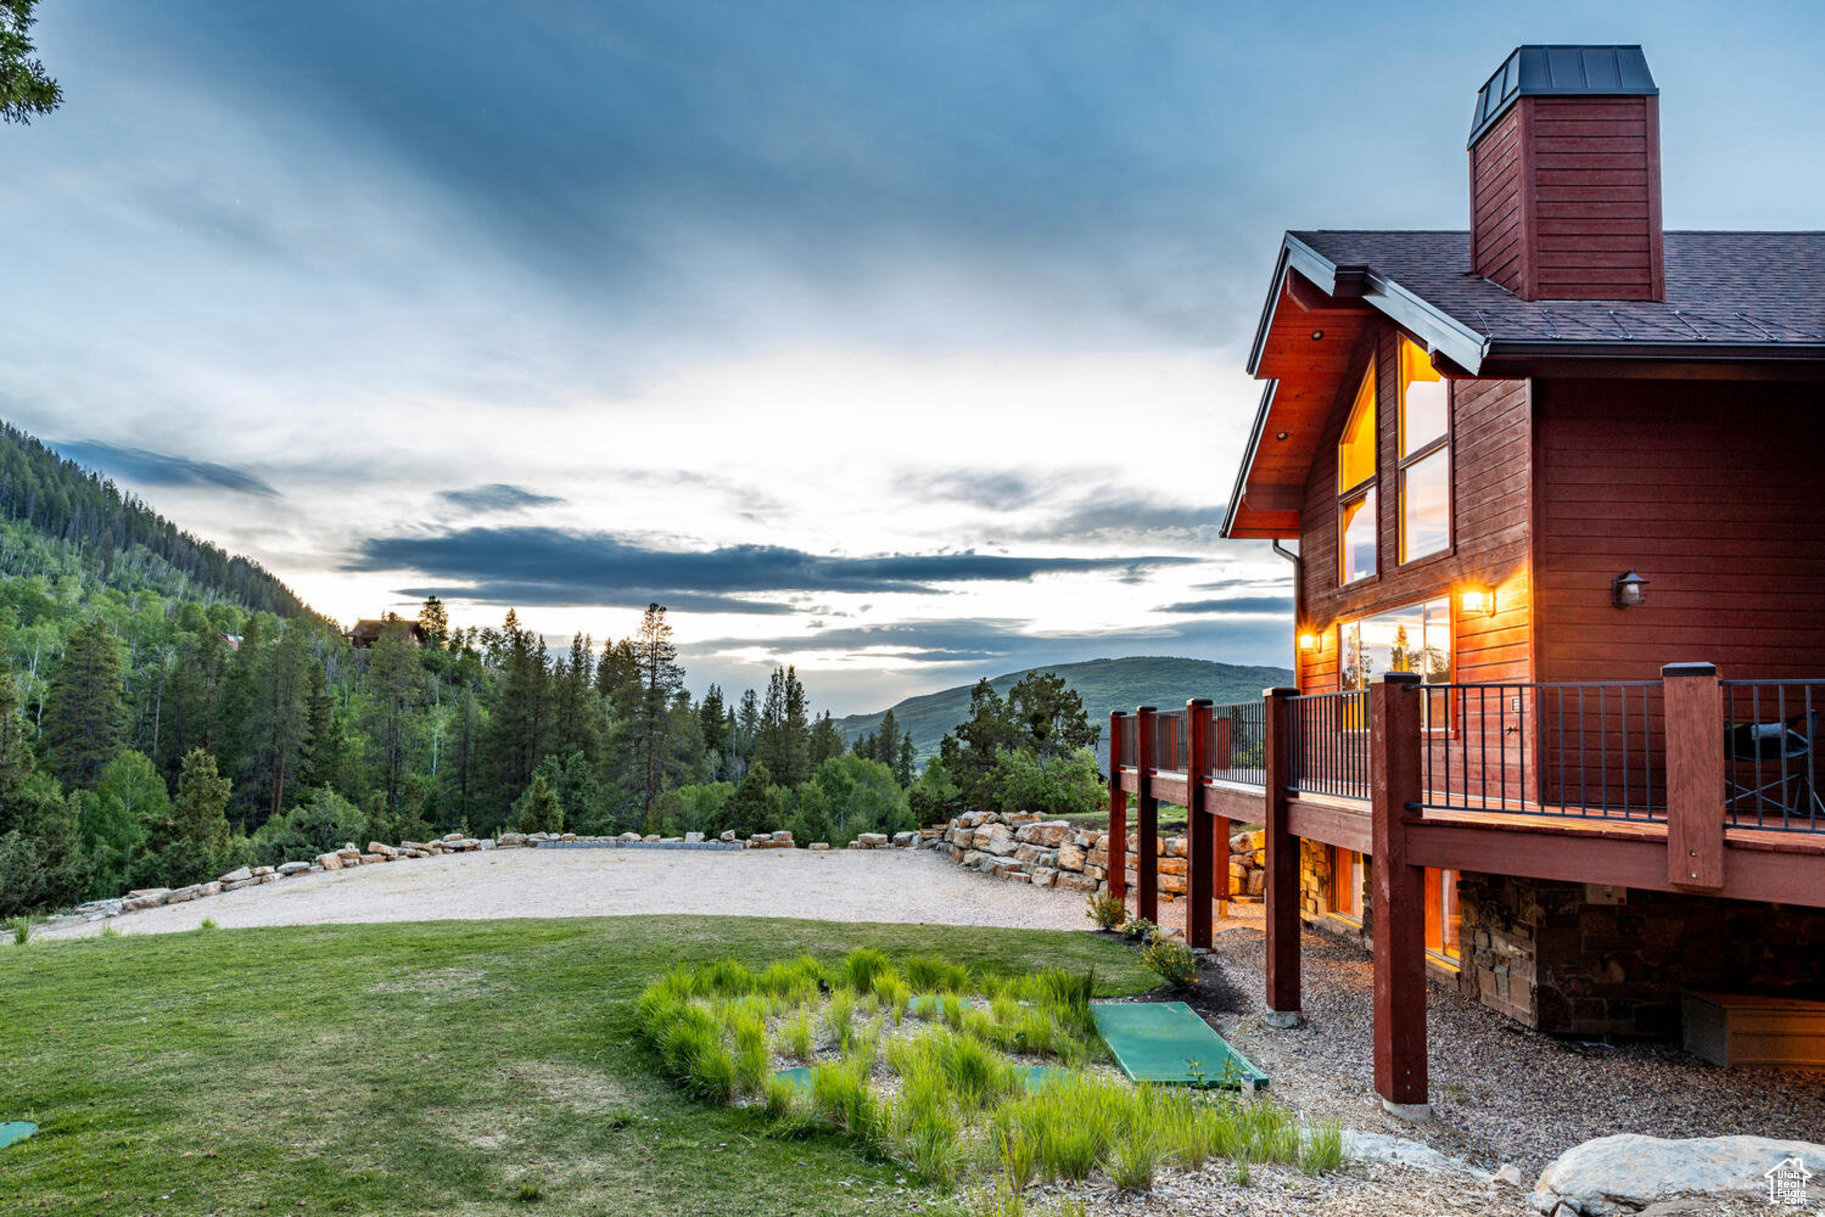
<box><xmin>1298</xmin><ymin>632</ymin><xmax>1319</xmax><ymax>653</ymax></box>
<box><xmin>1458</xmin><ymin>586</ymin><xmax>1495</xmax><ymax>617</ymax></box>
<box><xmin>1611</xmin><ymin>570</ymin><xmax>1649</xmax><ymax>608</ymax></box>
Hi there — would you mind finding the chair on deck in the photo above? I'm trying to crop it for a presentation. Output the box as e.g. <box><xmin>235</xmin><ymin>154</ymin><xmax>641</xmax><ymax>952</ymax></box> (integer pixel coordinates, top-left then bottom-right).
<box><xmin>1725</xmin><ymin>711</ymin><xmax>1825</xmax><ymax>823</ymax></box>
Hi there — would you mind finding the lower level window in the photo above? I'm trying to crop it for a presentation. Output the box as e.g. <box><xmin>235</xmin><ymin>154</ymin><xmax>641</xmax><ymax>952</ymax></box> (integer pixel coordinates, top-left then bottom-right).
<box><xmin>1425</xmin><ymin>868</ymin><xmax>1460</xmax><ymax>961</ymax></box>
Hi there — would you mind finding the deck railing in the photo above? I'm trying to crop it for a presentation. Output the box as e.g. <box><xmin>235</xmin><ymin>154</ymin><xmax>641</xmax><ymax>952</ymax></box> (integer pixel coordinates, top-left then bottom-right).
<box><xmin>1151</xmin><ymin>709</ymin><xmax>1189</xmax><ymax>772</ymax></box>
<box><xmin>1287</xmin><ymin>690</ymin><xmax>1370</xmax><ymax>801</ymax></box>
<box><xmin>1722</xmin><ymin>679</ymin><xmax>1825</xmax><ymax>833</ymax></box>
<box><xmin>1114</xmin><ymin>714</ymin><xmax>1138</xmax><ymax>769</ymax></box>
<box><xmin>1416</xmin><ymin>681</ymin><xmax>1666</xmax><ymax>821</ymax></box>
<box><xmin>1209</xmin><ymin>699</ymin><xmax>1267</xmax><ymax>787</ymax></box>
<box><xmin>1107</xmin><ymin>671</ymin><xmax>1825</xmax><ymax>836</ymax></box>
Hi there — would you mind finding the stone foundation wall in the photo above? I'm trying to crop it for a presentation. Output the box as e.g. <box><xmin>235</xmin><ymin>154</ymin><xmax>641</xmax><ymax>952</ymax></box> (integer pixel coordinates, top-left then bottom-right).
<box><xmin>1458</xmin><ymin>874</ymin><xmax>1825</xmax><ymax>1038</ymax></box>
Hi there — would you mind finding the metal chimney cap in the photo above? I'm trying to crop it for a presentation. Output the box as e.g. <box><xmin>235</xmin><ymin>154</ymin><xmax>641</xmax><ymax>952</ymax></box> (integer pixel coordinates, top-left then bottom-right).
<box><xmin>1469</xmin><ymin>45</ymin><xmax>1658</xmax><ymax>148</ymax></box>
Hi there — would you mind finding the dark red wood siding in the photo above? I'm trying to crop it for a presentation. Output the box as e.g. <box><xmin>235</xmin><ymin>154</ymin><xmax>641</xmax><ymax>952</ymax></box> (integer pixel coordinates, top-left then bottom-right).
<box><xmin>1467</xmin><ymin>95</ymin><xmax>1664</xmax><ymax>301</ymax></box>
<box><xmin>1294</xmin><ymin>325</ymin><xmax>1535</xmax><ymax>694</ymax></box>
<box><xmin>1469</xmin><ymin>105</ymin><xmax>1526</xmax><ymax>295</ymax></box>
<box><xmin>1533</xmin><ymin>378</ymin><xmax>1825</xmax><ymax>682</ymax></box>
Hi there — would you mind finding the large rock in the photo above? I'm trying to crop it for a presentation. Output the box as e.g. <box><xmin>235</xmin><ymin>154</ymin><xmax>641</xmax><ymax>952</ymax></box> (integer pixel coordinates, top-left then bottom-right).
<box><xmin>1055</xmin><ymin>872</ymin><xmax>1099</xmax><ymax>894</ymax></box>
<box><xmin>277</xmin><ymin>861</ymin><xmax>311</xmax><ymax>876</ymax></box>
<box><xmin>856</xmin><ymin>833</ymin><xmax>889</xmax><ymax>848</ymax></box>
<box><xmin>1056</xmin><ymin>842</ymin><xmax>1087</xmax><ymax>872</ymax></box>
<box><xmin>1030</xmin><ymin>867</ymin><xmax>1058</xmax><ymax>888</ymax></box>
<box><xmin>809</xmin><ymin>842</ymin><xmax>831</xmax><ymax>851</ymax></box>
<box><xmin>316</xmin><ymin>852</ymin><xmax>343</xmax><ymax>871</ymax></box>
<box><xmin>1532</xmin><ymin>1134</ymin><xmax>1825</xmax><ymax>1215</ymax></box>
<box><xmin>1013</xmin><ymin>820</ymin><xmax>1072</xmax><ymax>848</ymax></box>
<box><xmin>164</xmin><ymin>885</ymin><xmax>202</xmax><ymax>904</ymax></box>
<box><xmin>980</xmin><ymin>827</ymin><xmax>1019</xmax><ymax>857</ymax></box>
<box><xmin>892</xmin><ymin>831</ymin><xmax>918</xmax><ymax>848</ymax></box>
<box><xmin>218</xmin><ymin>867</ymin><xmax>253</xmax><ymax>884</ymax></box>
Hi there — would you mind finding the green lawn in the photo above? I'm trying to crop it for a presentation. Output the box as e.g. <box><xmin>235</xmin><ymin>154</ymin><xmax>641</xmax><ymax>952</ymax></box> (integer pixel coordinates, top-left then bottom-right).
<box><xmin>0</xmin><ymin>917</ymin><xmax>1151</xmax><ymax>1215</ymax></box>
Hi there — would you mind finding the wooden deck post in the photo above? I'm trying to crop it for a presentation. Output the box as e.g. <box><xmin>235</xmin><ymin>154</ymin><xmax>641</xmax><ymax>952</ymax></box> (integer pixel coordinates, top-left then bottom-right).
<box><xmin>1186</xmin><ymin>698</ymin><xmax>1213</xmax><ymax>949</ymax></box>
<box><xmin>1214</xmin><ymin>712</ymin><xmax>1231</xmax><ymax>919</ymax></box>
<box><xmin>1664</xmin><ymin>662</ymin><xmax>1725</xmax><ymax>892</ymax></box>
<box><xmin>1369</xmin><ymin>671</ymin><xmax>1429</xmax><ymax>1119</ymax></box>
<box><xmin>1108</xmin><ymin>711</ymin><xmax>1127</xmax><ymax>905</ymax></box>
<box><xmin>1136</xmin><ymin>706</ymin><xmax>1159</xmax><ymax>925</ymax></box>
<box><xmin>1262</xmin><ymin>687</ymin><xmax>1301</xmax><ymax>1025</ymax></box>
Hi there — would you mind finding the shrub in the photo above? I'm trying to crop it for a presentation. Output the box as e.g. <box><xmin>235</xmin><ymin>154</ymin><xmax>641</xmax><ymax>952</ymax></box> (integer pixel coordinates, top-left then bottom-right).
<box><xmin>1141</xmin><ymin>936</ymin><xmax>1197</xmax><ymax>990</ymax></box>
<box><xmin>1085</xmin><ymin>892</ymin><xmax>1126</xmax><ymax>932</ymax></box>
<box><xmin>981</xmin><ymin>746</ymin><xmax>1103</xmax><ymax>818</ymax></box>
<box><xmin>1120</xmin><ymin>917</ymin><xmax>1158</xmax><ymax>943</ymax></box>
<box><xmin>6</xmin><ymin>915</ymin><xmax>33</xmax><ymax>945</ymax></box>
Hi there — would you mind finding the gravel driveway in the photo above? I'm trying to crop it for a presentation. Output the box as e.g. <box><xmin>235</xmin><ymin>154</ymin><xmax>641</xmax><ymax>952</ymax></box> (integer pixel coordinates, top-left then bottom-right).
<box><xmin>35</xmin><ymin>847</ymin><xmax>1100</xmax><ymax>939</ymax></box>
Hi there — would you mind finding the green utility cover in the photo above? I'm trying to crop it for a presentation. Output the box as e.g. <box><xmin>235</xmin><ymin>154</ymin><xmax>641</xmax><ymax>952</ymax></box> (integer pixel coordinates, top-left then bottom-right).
<box><xmin>0</xmin><ymin>1121</ymin><xmax>36</xmax><ymax>1150</ymax></box>
<box><xmin>775</xmin><ymin>1066</ymin><xmax>815</xmax><ymax>1094</ymax></box>
<box><xmin>1091</xmin><ymin>1002</ymin><xmax>1268</xmax><ymax>1089</ymax></box>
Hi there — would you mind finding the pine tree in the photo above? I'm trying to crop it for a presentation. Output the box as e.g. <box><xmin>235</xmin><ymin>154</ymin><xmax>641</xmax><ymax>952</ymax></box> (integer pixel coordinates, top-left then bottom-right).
<box><xmin>808</xmin><ymin>711</ymin><xmax>844</xmax><ymax>768</ymax></box>
<box><xmin>630</xmin><ymin>604</ymin><xmax>682</xmax><ymax>833</ymax></box>
<box><xmin>365</xmin><ymin>624</ymin><xmax>424</xmax><ymax>817</ymax></box>
<box><xmin>41</xmin><ymin>617</ymin><xmax>127</xmax><ymax>789</ymax></box>
<box><xmin>247</xmin><ymin>624</ymin><xmax>314</xmax><ymax>820</ymax></box>
<box><xmin>512</xmin><ymin>771</ymin><xmax>564</xmax><ymax>834</ymax></box>
<box><xmin>140</xmin><ymin>747</ymin><xmax>232</xmax><ymax>886</ymax></box>
<box><xmin>418</xmin><ymin>595</ymin><xmax>450</xmax><ymax>648</ymax></box>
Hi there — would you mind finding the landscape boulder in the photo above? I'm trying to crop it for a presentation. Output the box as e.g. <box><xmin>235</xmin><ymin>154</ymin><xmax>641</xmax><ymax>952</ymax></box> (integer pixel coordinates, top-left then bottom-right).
<box><xmin>218</xmin><ymin>867</ymin><xmax>253</xmax><ymax>884</ymax></box>
<box><xmin>1531</xmin><ymin>1134</ymin><xmax>1825</xmax><ymax>1215</ymax></box>
<box><xmin>1013</xmin><ymin>820</ymin><xmax>1072</xmax><ymax>848</ymax></box>
<box><xmin>316</xmin><ymin>852</ymin><xmax>343</xmax><ymax>871</ymax></box>
<box><xmin>277</xmin><ymin>862</ymin><xmax>311</xmax><ymax>876</ymax></box>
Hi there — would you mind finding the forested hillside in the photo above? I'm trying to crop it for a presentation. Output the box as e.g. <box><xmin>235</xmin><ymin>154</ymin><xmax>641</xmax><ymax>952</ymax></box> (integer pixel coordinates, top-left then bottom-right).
<box><xmin>1</xmin><ymin>423</ymin><xmax>311</xmax><ymax>616</ymax></box>
<box><xmin>837</xmin><ymin>656</ymin><xmax>1294</xmax><ymax>760</ymax></box>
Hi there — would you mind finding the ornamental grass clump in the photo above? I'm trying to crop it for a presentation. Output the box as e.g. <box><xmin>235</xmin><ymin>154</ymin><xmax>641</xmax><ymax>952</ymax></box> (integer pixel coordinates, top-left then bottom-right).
<box><xmin>904</xmin><ymin>954</ymin><xmax>971</xmax><ymax>994</ymax></box>
<box><xmin>1297</xmin><ymin>1115</ymin><xmax>1346</xmax><ymax>1175</ymax></box>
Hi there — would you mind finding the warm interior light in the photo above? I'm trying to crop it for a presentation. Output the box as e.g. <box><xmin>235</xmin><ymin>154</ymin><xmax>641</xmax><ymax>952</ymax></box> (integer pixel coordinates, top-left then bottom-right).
<box><xmin>1298</xmin><ymin>632</ymin><xmax>1318</xmax><ymax>652</ymax></box>
<box><xmin>1457</xmin><ymin>587</ymin><xmax>1494</xmax><ymax>617</ymax></box>
<box><xmin>1311</xmin><ymin>329</ymin><xmax>1324</xmax><ymax>341</ymax></box>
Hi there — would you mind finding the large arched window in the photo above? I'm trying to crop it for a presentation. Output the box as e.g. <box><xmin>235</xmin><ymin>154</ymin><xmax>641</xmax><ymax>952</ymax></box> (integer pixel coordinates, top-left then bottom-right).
<box><xmin>1337</xmin><ymin>363</ymin><xmax>1377</xmax><ymax>584</ymax></box>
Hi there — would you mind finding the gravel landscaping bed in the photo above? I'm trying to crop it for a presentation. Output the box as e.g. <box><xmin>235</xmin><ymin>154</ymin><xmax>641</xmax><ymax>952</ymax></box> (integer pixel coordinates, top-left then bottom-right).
<box><xmin>1201</xmin><ymin>920</ymin><xmax>1825</xmax><ymax>1177</ymax></box>
<box><xmin>31</xmin><ymin>847</ymin><xmax>1103</xmax><ymax>940</ymax></box>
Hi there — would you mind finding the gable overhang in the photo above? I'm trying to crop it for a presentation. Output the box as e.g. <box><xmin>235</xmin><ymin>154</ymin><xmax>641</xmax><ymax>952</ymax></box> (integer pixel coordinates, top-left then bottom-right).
<box><xmin>1224</xmin><ymin>235</ymin><xmax>1487</xmax><ymax>540</ymax></box>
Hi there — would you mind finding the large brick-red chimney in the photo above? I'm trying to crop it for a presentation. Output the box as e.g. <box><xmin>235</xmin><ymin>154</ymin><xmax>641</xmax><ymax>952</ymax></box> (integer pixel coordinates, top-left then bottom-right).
<box><xmin>1467</xmin><ymin>45</ymin><xmax>1663</xmax><ymax>301</ymax></box>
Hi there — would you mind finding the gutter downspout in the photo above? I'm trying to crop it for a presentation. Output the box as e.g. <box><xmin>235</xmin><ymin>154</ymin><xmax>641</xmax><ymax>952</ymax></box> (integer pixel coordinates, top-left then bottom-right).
<box><xmin>1272</xmin><ymin>540</ymin><xmax>1300</xmax><ymax>688</ymax></box>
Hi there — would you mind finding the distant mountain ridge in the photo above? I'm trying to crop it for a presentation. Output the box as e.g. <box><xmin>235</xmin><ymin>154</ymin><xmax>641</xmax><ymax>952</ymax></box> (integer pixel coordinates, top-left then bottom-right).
<box><xmin>837</xmin><ymin>656</ymin><xmax>1295</xmax><ymax>761</ymax></box>
<box><xmin>0</xmin><ymin>420</ymin><xmax>316</xmax><ymax>618</ymax></box>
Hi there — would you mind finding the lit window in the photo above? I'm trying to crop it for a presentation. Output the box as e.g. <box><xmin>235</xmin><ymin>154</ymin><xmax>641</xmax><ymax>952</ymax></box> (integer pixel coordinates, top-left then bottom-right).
<box><xmin>1397</xmin><ymin>337</ymin><xmax>1450</xmax><ymax>562</ymax></box>
<box><xmin>1340</xmin><ymin>597</ymin><xmax>1452</xmax><ymax>691</ymax></box>
<box><xmin>1339</xmin><ymin>488</ymin><xmax>1376</xmax><ymax>585</ymax></box>
<box><xmin>1329</xmin><ymin>847</ymin><xmax>1363</xmax><ymax>920</ymax></box>
<box><xmin>1337</xmin><ymin>365</ymin><xmax>1377</xmax><ymax>584</ymax></box>
<box><xmin>1425</xmin><ymin>868</ymin><xmax>1460</xmax><ymax>961</ymax></box>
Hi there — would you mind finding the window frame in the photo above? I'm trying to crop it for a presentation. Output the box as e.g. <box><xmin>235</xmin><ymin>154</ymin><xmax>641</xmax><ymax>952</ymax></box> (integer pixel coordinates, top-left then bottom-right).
<box><xmin>1424</xmin><ymin>866</ymin><xmax>1461</xmax><ymax>967</ymax></box>
<box><xmin>1396</xmin><ymin>337</ymin><xmax>1453</xmax><ymax>566</ymax></box>
<box><xmin>1336</xmin><ymin>362</ymin><xmax>1379</xmax><ymax>587</ymax></box>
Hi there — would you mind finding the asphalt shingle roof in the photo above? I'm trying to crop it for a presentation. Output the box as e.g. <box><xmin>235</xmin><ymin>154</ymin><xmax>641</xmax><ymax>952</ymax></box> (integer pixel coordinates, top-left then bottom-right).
<box><xmin>1290</xmin><ymin>230</ymin><xmax>1825</xmax><ymax>348</ymax></box>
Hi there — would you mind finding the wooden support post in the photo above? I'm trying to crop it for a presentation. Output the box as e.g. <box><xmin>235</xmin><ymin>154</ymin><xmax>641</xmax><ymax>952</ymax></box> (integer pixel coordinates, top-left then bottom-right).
<box><xmin>1262</xmin><ymin>687</ymin><xmax>1300</xmax><ymax>1025</ymax></box>
<box><xmin>1664</xmin><ymin>662</ymin><xmax>1725</xmax><ymax>891</ymax></box>
<box><xmin>1369</xmin><ymin>671</ymin><xmax>1429</xmax><ymax>1119</ymax></box>
<box><xmin>1108</xmin><ymin>711</ymin><xmax>1127</xmax><ymax>905</ymax></box>
<box><xmin>1186</xmin><ymin>698</ymin><xmax>1213</xmax><ymax>949</ymax></box>
<box><xmin>1136</xmin><ymin>706</ymin><xmax>1158</xmax><ymax>925</ymax></box>
<box><xmin>1214</xmin><ymin>712</ymin><xmax>1232</xmax><ymax>918</ymax></box>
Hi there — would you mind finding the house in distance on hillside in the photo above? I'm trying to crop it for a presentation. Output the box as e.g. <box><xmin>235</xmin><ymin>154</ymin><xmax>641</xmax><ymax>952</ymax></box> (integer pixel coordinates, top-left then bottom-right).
<box><xmin>344</xmin><ymin>616</ymin><xmax>427</xmax><ymax>649</ymax></box>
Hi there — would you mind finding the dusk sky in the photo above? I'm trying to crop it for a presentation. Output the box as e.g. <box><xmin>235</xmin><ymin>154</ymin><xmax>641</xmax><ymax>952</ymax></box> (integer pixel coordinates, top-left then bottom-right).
<box><xmin>5</xmin><ymin>1</ymin><xmax>1822</xmax><ymax>713</ymax></box>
